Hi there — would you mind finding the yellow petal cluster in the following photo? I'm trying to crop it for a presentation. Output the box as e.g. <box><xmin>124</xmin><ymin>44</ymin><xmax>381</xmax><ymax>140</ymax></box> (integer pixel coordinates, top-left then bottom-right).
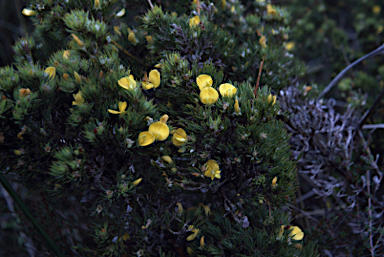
<box><xmin>172</xmin><ymin>128</ymin><xmax>187</xmax><ymax>147</ymax></box>
<box><xmin>74</xmin><ymin>71</ymin><xmax>82</xmax><ymax>84</ymax></box>
<box><xmin>22</xmin><ymin>9</ymin><xmax>37</xmax><ymax>16</ymax></box>
<box><xmin>72</xmin><ymin>91</ymin><xmax>84</xmax><ymax>106</ymax></box>
<box><xmin>189</xmin><ymin>16</ymin><xmax>200</xmax><ymax>28</ymax></box>
<box><xmin>373</xmin><ymin>5</ymin><xmax>381</xmax><ymax>14</ymax></box>
<box><xmin>204</xmin><ymin>160</ymin><xmax>221</xmax><ymax>180</ymax></box>
<box><xmin>161</xmin><ymin>155</ymin><xmax>173</xmax><ymax>164</ymax></box>
<box><xmin>196</xmin><ymin>74</ymin><xmax>213</xmax><ymax>90</ymax></box>
<box><xmin>200</xmin><ymin>87</ymin><xmax>219</xmax><ymax>105</ymax></box>
<box><xmin>128</xmin><ymin>29</ymin><xmax>138</xmax><ymax>44</ymax></box>
<box><xmin>267</xmin><ymin>93</ymin><xmax>277</xmax><ymax>105</ymax></box>
<box><xmin>186</xmin><ymin>228</ymin><xmax>199</xmax><ymax>241</ymax></box>
<box><xmin>234</xmin><ymin>99</ymin><xmax>241</xmax><ymax>114</ymax></box>
<box><xmin>19</xmin><ymin>88</ymin><xmax>31</xmax><ymax>97</ymax></box>
<box><xmin>118</xmin><ymin>75</ymin><xmax>137</xmax><ymax>90</ymax></box>
<box><xmin>116</xmin><ymin>8</ymin><xmax>125</xmax><ymax>17</ymax></box>
<box><xmin>219</xmin><ymin>83</ymin><xmax>237</xmax><ymax>97</ymax></box>
<box><xmin>176</xmin><ymin>202</ymin><xmax>183</xmax><ymax>214</ymax></box>
<box><xmin>94</xmin><ymin>0</ymin><xmax>101</xmax><ymax>9</ymax></box>
<box><xmin>108</xmin><ymin>101</ymin><xmax>127</xmax><ymax>114</ymax></box>
<box><xmin>132</xmin><ymin>178</ymin><xmax>142</xmax><ymax>186</ymax></box>
<box><xmin>62</xmin><ymin>50</ymin><xmax>70</xmax><ymax>59</ymax></box>
<box><xmin>267</xmin><ymin>4</ymin><xmax>277</xmax><ymax>16</ymax></box>
<box><xmin>142</xmin><ymin>70</ymin><xmax>161</xmax><ymax>90</ymax></box>
<box><xmin>272</xmin><ymin>176</ymin><xmax>277</xmax><ymax>187</ymax></box>
<box><xmin>289</xmin><ymin>226</ymin><xmax>304</xmax><ymax>240</ymax></box>
<box><xmin>138</xmin><ymin>114</ymin><xmax>170</xmax><ymax>146</ymax></box>
<box><xmin>45</xmin><ymin>67</ymin><xmax>56</xmax><ymax>80</ymax></box>
<box><xmin>259</xmin><ymin>36</ymin><xmax>267</xmax><ymax>48</ymax></box>
<box><xmin>145</xmin><ymin>35</ymin><xmax>153</xmax><ymax>43</ymax></box>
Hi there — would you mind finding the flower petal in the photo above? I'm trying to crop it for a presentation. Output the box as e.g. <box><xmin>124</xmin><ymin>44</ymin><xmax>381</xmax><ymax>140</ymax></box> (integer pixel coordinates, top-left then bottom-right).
<box><xmin>219</xmin><ymin>83</ymin><xmax>237</xmax><ymax>97</ymax></box>
<box><xmin>148</xmin><ymin>70</ymin><xmax>161</xmax><ymax>88</ymax></box>
<box><xmin>138</xmin><ymin>131</ymin><xmax>155</xmax><ymax>146</ymax></box>
<box><xmin>196</xmin><ymin>74</ymin><xmax>213</xmax><ymax>90</ymax></box>
<box><xmin>200</xmin><ymin>87</ymin><xmax>219</xmax><ymax>105</ymax></box>
<box><xmin>148</xmin><ymin>122</ymin><xmax>169</xmax><ymax>141</ymax></box>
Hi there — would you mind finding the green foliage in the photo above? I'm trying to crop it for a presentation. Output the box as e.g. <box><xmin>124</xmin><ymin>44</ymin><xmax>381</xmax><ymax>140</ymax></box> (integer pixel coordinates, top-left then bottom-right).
<box><xmin>0</xmin><ymin>0</ymin><xmax>316</xmax><ymax>256</ymax></box>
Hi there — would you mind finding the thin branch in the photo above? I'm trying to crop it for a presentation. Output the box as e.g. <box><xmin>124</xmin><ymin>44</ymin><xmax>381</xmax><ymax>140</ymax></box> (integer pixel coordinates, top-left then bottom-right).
<box><xmin>197</xmin><ymin>0</ymin><xmax>201</xmax><ymax>15</ymax></box>
<box><xmin>110</xmin><ymin>40</ymin><xmax>144</xmax><ymax>65</ymax></box>
<box><xmin>358</xmin><ymin>85</ymin><xmax>384</xmax><ymax>129</ymax></box>
<box><xmin>317</xmin><ymin>43</ymin><xmax>384</xmax><ymax>100</ymax></box>
<box><xmin>254</xmin><ymin>55</ymin><xmax>266</xmax><ymax>97</ymax></box>
<box><xmin>147</xmin><ymin>0</ymin><xmax>154</xmax><ymax>9</ymax></box>
<box><xmin>362</xmin><ymin>124</ymin><xmax>384</xmax><ymax>130</ymax></box>
<box><xmin>367</xmin><ymin>168</ymin><xmax>374</xmax><ymax>257</ymax></box>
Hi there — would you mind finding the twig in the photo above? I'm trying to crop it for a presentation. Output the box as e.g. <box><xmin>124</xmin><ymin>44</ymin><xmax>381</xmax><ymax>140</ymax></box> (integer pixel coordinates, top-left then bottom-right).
<box><xmin>197</xmin><ymin>0</ymin><xmax>201</xmax><ymax>15</ymax></box>
<box><xmin>367</xmin><ymin>168</ymin><xmax>374</xmax><ymax>257</ymax></box>
<box><xmin>288</xmin><ymin>203</ymin><xmax>319</xmax><ymax>223</ymax></box>
<box><xmin>358</xmin><ymin>85</ymin><xmax>384</xmax><ymax>129</ymax></box>
<box><xmin>317</xmin><ymin>43</ymin><xmax>384</xmax><ymax>100</ymax></box>
<box><xmin>147</xmin><ymin>0</ymin><xmax>154</xmax><ymax>9</ymax></box>
<box><xmin>362</xmin><ymin>124</ymin><xmax>384</xmax><ymax>130</ymax></box>
<box><xmin>110</xmin><ymin>40</ymin><xmax>144</xmax><ymax>65</ymax></box>
<box><xmin>254</xmin><ymin>55</ymin><xmax>265</xmax><ymax>97</ymax></box>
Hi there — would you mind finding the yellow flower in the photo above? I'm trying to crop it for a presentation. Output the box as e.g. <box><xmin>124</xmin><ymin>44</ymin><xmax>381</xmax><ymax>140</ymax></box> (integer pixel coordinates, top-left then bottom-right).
<box><xmin>219</xmin><ymin>83</ymin><xmax>237</xmax><ymax>97</ymax></box>
<box><xmin>234</xmin><ymin>99</ymin><xmax>241</xmax><ymax>114</ymax></box>
<box><xmin>116</xmin><ymin>8</ymin><xmax>125</xmax><ymax>17</ymax></box>
<box><xmin>172</xmin><ymin>128</ymin><xmax>187</xmax><ymax>147</ymax></box>
<box><xmin>145</xmin><ymin>35</ymin><xmax>153</xmax><ymax>43</ymax></box>
<box><xmin>108</xmin><ymin>101</ymin><xmax>127</xmax><ymax>114</ymax></box>
<box><xmin>176</xmin><ymin>202</ymin><xmax>183</xmax><ymax>214</ymax></box>
<box><xmin>45</xmin><ymin>67</ymin><xmax>56</xmax><ymax>80</ymax></box>
<box><xmin>200</xmin><ymin>87</ymin><xmax>219</xmax><ymax>105</ymax></box>
<box><xmin>128</xmin><ymin>29</ymin><xmax>138</xmax><ymax>44</ymax></box>
<box><xmin>272</xmin><ymin>176</ymin><xmax>277</xmax><ymax>189</ymax></box>
<box><xmin>373</xmin><ymin>5</ymin><xmax>381</xmax><ymax>14</ymax></box>
<box><xmin>186</xmin><ymin>228</ymin><xmax>199</xmax><ymax>241</ymax></box>
<box><xmin>62</xmin><ymin>50</ymin><xmax>70</xmax><ymax>59</ymax></box>
<box><xmin>161</xmin><ymin>155</ymin><xmax>173</xmax><ymax>164</ymax></box>
<box><xmin>285</xmin><ymin>41</ymin><xmax>295</xmax><ymax>51</ymax></box>
<box><xmin>142</xmin><ymin>70</ymin><xmax>161</xmax><ymax>90</ymax></box>
<box><xmin>113</xmin><ymin>26</ymin><xmax>121</xmax><ymax>35</ymax></box>
<box><xmin>200</xmin><ymin>236</ymin><xmax>205</xmax><ymax>247</ymax></box>
<box><xmin>14</xmin><ymin>150</ymin><xmax>21</xmax><ymax>155</ymax></box>
<box><xmin>94</xmin><ymin>0</ymin><xmax>101</xmax><ymax>9</ymax></box>
<box><xmin>22</xmin><ymin>9</ymin><xmax>37</xmax><ymax>16</ymax></box>
<box><xmin>204</xmin><ymin>160</ymin><xmax>221</xmax><ymax>180</ymax></box>
<box><xmin>202</xmin><ymin>205</ymin><xmax>211</xmax><ymax>216</ymax></box>
<box><xmin>118</xmin><ymin>75</ymin><xmax>137</xmax><ymax>90</ymax></box>
<box><xmin>74</xmin><ymin>71</ymin><xmax>81</xmax><ymax>84</ymax></box>
<box><xmin>71</xmin><ymin>33</ymin><xmax>84</xmax><ymax>47</ymax></box>
<box><xmin>148</xmin><ymin>115</ymin><xmax>169</xmax><ymax>141</ymax></box>
<box><xmin>189</xmin><ymin>16</ymin><xmax>200</xmax><ymax>28</ymax></box>
<box><xmin>196</xmin><ymin>74</ymin><xmax>213</xmax><ymax>90</ymax></box>
<box><xmin>267</xmin><ymin>93</ymin><xmax>277</xmax><ymax>105</ymax></box>
<box><xmin>267</xmin><ymin>4</ymin><xmax>277</xmax><ymax>16</ymax></box>
<box><xmin>278</xmin><ymin>225</ymin><xmax>285</xmax><ymax>240</ymax></box>
<box><xmin>132</xmin><ymin>178</ymin><xmax>142</xmax><ymax>186</ymax></box>
<box><xmin>138</xmin><ymin>131</ymin><xmax>155</xmax><ymax>146</ymax></box>
<box><xmin>72</xmin><ymin>91</ymin><xmax>84</xmax><ymax>106</ymax></box>
<box><xmin>19</xmin><ymin>88</ymin><xmax>31</xmax><ymax>97</ymax></box>
<box><xmin>122</xmin><ymin>233</ymin><xmax>130</xmax><ymax>241</ymax></box>
<box><xmin>289</xmin><ymin>226</ymin><xmax>304</xmax><ymax>240</ymax></box>
<box><xmin>154</xmin><ymin>63</ymin><xmax>163</xmax><ymax>68</ymax></box>
<box><xmin>259</xmin><ymin>36</ymin><xmax>267</xmax><ymax>48</ymax></box>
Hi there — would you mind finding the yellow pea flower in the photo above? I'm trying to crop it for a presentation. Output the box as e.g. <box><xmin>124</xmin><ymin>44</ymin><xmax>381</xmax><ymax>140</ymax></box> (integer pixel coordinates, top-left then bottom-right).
<box><xmin>142</xmin><ymin>70</ymin><xmax>161</xmax><ymax>90</ymax></box>
<box><xmin>285</xmin><ymin>41</ymin><xmax>295</xmax><ymax>51</ymax></box>
<box><xmin>145</xmin><ymin>35</ymin><xmax>153</xmax><ymax>43</ymax></box>
<box><xmin>202</xmin><ymin>205</ymin><xmax>211</xmax><ymax>216</ymax></box>
<box><xmin>122</xmin><ymin>233</ymin><xmax>130</xmax><ymax>241</ymax></box>
<box><xmin>71</xmin><ymin>33</ymin><xmax>84</xmax><ymax>47</ymax></box>
<box><xmin>267</xmin><ymin>93</ymin><xmax>277</xmax><ymax>105</ymax></box>
<box><xmin>22</xmin><ymin>9</ymin><xmax>37</xmax><ymax>16</ymax></box>
<box><xmin>176</xmin><ymin>202</ymin><xmax>183</xmax><ymax>214</ymax></box>
<box><xmin>132</xmin><ymin>178</ymin><xmax>142</xmax><ymax>186</ymax></box>
<box><xmin>373</xmin><ymin>5</ymin><xmax>381</xmax><ymax>14</ymax></box>
<box><xmin>113</xmin><ymin>26</ymin><xmax>121</xmax><ymax>35</ymax></box>
<box><xmin>116</xmin><ymin>8</ymin><xmax>125</xmax><ymax>17</ymax></box>
<box><xmin>278</xmin><ymin>225</ymin><xmax>285</xmax><ymax>240</ymax></box>
<box><xmin>200</xmin><ymin>236</ymin><xmax>205</xmax><ymax>247</ymax></box>
<box><xmin>45</xmin><ymin>67</ymin><xmax>56</xmax><ymax>80</ymax></box>
<box><xmin>74</xmin><ymin>71</ymin><xmax>81</xmax><ymax>84</ymax></box>
<box><xmin>189</xmin><ymin>16</ymin><xmax>200</xmax><ymax>28</ymax></box>
<box><xmin>219</xmin><ymin>83</ymin><xmax>237</xmax><ymax>97</ymax></box>
<box><xmin>94</xmin><ymin>0</ymin><xmax>101</xmax><ymax>9</ymax></box>
<box><xmin>108</xmin><ymin>101</ymin><xmax>127</xmax><ymax>114</ymax></box>
<box><xmin>259</xmin><ymin>36</ymin><xmax>267</xmax><ymax>48</ymax></box>
<box><xmin>172</xmin><ymin>128</ymin><xmax>187</xmax><ymax>147</ymax></box>
<box><xmin>128</xmin><ymin>29</ymin><xmax>138</xmax><ymax>44</ymax></box>
<box><xmin>234</xmin><ymin>99</ymin><xmax>241</xmax><ymax>114</ymax></box>
<box><xmin>14</xmin><ymin>150</ymin><xmax>22</xmax><ymax>155</ymax></box>
<box><xmin>289</xmin><ymin>226</ymin><xmax>304</xmax><ymax>240</ymax></box>
<box><xmin>118</xmin><ymin>75</ymin><xmax>137</xmax><ymax>90</ymax></box>
<box><xmin>200</xmin><ymin>87</ymin><xmax>219</xmax><ymax>105</ymax></box>
<box><xmin>148</xmin><ymin>114</ymin><xmax>169</xmax><ymax>141</ymax></box>
<box><xmin>186</xmin><ymin>228</ymin><xmax>199</xmax><ymax>241</ymax></box>
<box><xmin>196</xmin><ymin>74</ymin><xmax>213</xmax><ymax>90</ymax></box>
<box><xmin>72</xmin><ymin>91</ymin><xmax>84</xmax><ymax>106</ymax></box>
<box><xmin>161</xmin><ymin>155</ymin><xmax>173</xmax><ymax>164</ymax></box>
<box><xmin>267</xmin><ymin>4</ymin><xmax>277</xmax><ymax>16</ymax></box>
<box><xmin>62</xmin><ymin>50</ymin><xmax>70</xmax><ymax>59</ymax></box>
<box><xmin>19</xmin><ymin>88</ymin><xmax>31</xmax><ymax>97</ymax></box>
<box><xmin>204</xmin><ymin>160</ymin><xmax>221</xmax><ymax>180</ymax></box>
<box><xmin>138</xmin><ymin>131</ymin><xmax>155</xmax><ymax>146</ymax></box>
<box><xmin>272</xmin><ymin>176</ymin><xmax>277</xmax><ymax>189</ymax></box>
